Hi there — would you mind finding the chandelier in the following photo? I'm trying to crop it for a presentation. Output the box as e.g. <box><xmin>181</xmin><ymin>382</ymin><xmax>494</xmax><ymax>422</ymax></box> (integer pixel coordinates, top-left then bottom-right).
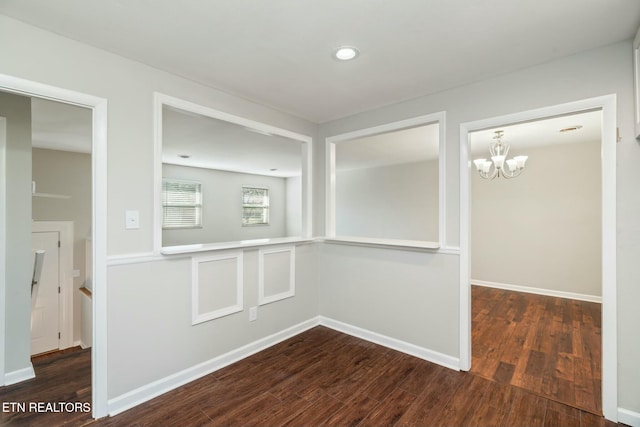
<box><xmin>473</xmin><ymin>130</ymin><xmax>528</xmax><ymax>180</ymax></box>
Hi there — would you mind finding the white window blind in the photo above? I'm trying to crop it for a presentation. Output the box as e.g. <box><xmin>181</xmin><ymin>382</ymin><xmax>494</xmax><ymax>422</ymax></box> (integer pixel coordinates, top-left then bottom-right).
<box><xmin>242</xmin><ymin>186</ymin><xmax>269</xmax><ymax>226</ymax></box>
<box><xmin>162</xmin><ymin>179</ymin><xmax>202</xmax><ymax>229</ymax></box>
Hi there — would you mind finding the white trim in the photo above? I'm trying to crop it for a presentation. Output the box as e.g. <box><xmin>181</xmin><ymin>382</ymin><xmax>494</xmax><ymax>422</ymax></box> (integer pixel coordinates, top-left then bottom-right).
<box><xmin>618</xmin><ymin>408</ymin><xmax>640</xmax><ymax>427</ymax></box>
<box><xmin>161</xmin><ymin>237</ymin><xmax>315</xmax><ymax>255</ymax></box>
<box><xmin>471</xmin><ymin>280</ymin><xmax>602</xmax><ymax>303</ymax></box>
<box><xmin>437</xmin><ymin>246</ymin><xmax>460</xmax><ymax>255</ymax></box>
<box><xmin>258</xmin><ymin>246</ymin><xmax>296</xmax><ymax>306</ymax></box>
<box><xmin>318</xmin><ymin>316</ymin><xmax>460</xmax><ymax>371</ymax></box>
<box><xmin>323</xmin><ymin>236</ymin><xmax>440</xmax><ymax>251</ymax></box>
<box><xmin>633</xmin><ymin>27</ymin><xmax>640</xmax><ymax>139</ymax></box>
<box><xmin>325</xmin><ymin>111</ymin><xmax>447</xmax><ymax>247</ymax></box>
<box><xmin>107</xmin><ymin>252</ymin><xmax>166</xmax><ymax>266</ymax></box>
<box><xmin>191</xmin><ymin>252</ymin><xmax>243</xmax><ymax>325</ymax></box>
<box><xmin>107</xmin><ymin>317</ymin><xmax>319</xmax><ymax>416</ymax></box>
<box><xmin>0</xmin><ymin>73</ymin><xmax>109</xmax><ymax>418</ymax></box>
<box><xmin>4</xmin><ymin>365</ymin><xmax>35</xmax><ymax>385</ymax></box>
<box><xmin>153</xmin><ymin>92</ymin><xmax>313</xmax><ymax>255</ymax></box>
<box><xmin>0</xmin><ymin>118</ymin><xmax>5</xmax><ymax>385</ymax></box>
<box><xmin>459</xmin><ymin>94</ymin><xmax>618</xmax><ymax>421</ymax></box>
<box><xmin>32</xmin><ymin>221</ymin><xmax>75</xmax><ymax>350</ymax></box>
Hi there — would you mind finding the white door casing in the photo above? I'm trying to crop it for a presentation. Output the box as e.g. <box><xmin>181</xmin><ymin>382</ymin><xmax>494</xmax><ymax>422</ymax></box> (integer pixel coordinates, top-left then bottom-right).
<box><xmin>0</xmin><ymin>74</ymin><xmax>108</xmax><ymax>418</ymax></box>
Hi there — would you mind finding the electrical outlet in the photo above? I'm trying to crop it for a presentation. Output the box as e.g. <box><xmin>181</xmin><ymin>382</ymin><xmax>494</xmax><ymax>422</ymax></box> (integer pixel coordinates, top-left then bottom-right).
<box><xmin>249</xmin><ymin>306</ymin><xmax>257</xmax><ymax>322</ymax></box>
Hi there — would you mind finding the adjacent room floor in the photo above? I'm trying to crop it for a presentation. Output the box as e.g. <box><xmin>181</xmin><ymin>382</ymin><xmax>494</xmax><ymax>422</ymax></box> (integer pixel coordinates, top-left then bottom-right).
<box><xmin>1</xmin><ymin>326</ymin><xmax>615</xmax><ymax>427</ymax></box>
<box><xmin>470</xmin><ymin>285</ymin><xmax>602</xmax><ymax>415</ymax></box>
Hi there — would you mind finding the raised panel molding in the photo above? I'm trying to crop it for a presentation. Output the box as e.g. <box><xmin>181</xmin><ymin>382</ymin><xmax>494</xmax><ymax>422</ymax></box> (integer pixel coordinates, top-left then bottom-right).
<box><xmin>258</xmin><ymin>246</ymin><xmax>295</xmax><ymax>306</ymax></box>
<box><xmin>191</xmin><ymin>252</ymin><xmax>243</xmax><ymax>325</ymax></box>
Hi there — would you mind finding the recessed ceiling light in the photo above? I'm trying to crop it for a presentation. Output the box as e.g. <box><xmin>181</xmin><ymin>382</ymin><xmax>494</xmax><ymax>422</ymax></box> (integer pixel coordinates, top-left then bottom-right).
<box><xmin>334</xmin><ymin>46</ymin><xmax>360</xmax><ymax>61</ymax></box>
<box><xmin>559</xmin><ymin>125</ymin><xmax>583</xmax><ymax>133</ymax></box>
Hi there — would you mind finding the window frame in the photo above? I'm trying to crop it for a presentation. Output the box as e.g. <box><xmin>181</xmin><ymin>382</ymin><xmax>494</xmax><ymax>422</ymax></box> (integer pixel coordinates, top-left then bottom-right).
<box><xmin>242</xmin><ymin>185</ymin><xmax>270</xmax><ymax>226</ymax></box>
<box><xmin>325</xmin><ymin>111</ymin><xmax>446</xmax><ymax>250</ymax></box>
<box><xmin>153</xmin><ymin>92</ymin><xmax>313</xmax><ymax>255</ymax></box>
<box><xmin>161</xmin><ymin>178</ymin><xmax>203</xmax><ymax>230</ymax></box>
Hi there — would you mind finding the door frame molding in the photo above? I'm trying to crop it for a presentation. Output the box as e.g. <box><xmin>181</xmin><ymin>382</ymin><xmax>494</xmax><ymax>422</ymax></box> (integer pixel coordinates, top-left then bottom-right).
<box><xmin>0</xmin><ymin>74</ymin><xmax>108</xmax><ymax>418</ymax></box>
<box><xmin>0</xmin><ymin>117</ymin><xmax>6</xmax><ymax>386</ymax></box>
<box><xmin>32</xmin><ymin>221</ymin><xmax>74</xmax><ymax>351</ymax></box>
<box><xmin>459</xmin><ymin>94</ymin><xmax>617</xmax><ymax>421</ymax></box>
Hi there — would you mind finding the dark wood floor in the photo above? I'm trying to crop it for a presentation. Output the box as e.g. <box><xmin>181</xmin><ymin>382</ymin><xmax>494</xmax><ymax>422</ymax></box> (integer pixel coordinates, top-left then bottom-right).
<box><xmin>1</xmin><ymin>326</ymin><xmax>618</xmax><ymax>427</ymax></box>
<box><xmin>0</xmin><ymin>347</ymin><xmax>93</xmax><ymax>426</ymax></box>
<box><xmin>470</xmin><ymin>285</ymin><xmax>602</xmax><ymax>415</ymax></box>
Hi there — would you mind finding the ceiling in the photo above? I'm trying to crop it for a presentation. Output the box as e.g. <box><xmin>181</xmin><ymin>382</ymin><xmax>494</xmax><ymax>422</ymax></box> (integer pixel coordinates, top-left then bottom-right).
<box><xmin>162</xmin><ymin>106</ymin><xmax>304</xmax><ymax>178</ymax></box>
<box><xmin>2</xmin><ymin>0</ymin><xmax>639</xmax><ymax>123</ymax></box>
<box><xmin>469</xmin><ymin>110</ymin><xmax>602</xmax><ymax>156</ymax></box>
<box><xmin>336</xmin><ymin>123</ymin><xmax>440</xmax><ymax>171</ymax></box>
<box><xmin>31</xmin><ymin>97</ymin><xmax>92</xmax><ymax>153</ymax></box>
<box><xmin>163</xmin><ymin>107</ymin><xmax>438</xmax><ymax>176</ymax></box>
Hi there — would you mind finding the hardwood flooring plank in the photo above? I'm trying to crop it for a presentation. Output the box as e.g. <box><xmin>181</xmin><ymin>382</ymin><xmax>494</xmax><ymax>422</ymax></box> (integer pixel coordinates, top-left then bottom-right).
<box><xmin>359</xmin><ymin>354</ymin><xmax>417</xmax><ymax>402</ymax></box>
<box><xmin>544</xmin><ymin>401</ymin><xmax>581</xmax><ymax>427</ymax></box>
<box><xmin>430</xmin><ymin>372</ymin><xmax>490</xmax><ymax>427</ymax></box>
<box><xmin>395</xmin><ymin>368</ymin><xmax>465</xmax><ymax>427</ymax></box>
<box><xmin>356</xmin><ymin>386</ymin><xmax>416</xmax><ymax>427</ymax></box>
<box><xmin>463</xmin><ymin>380</ymin><xmax>518</xmax><ymax>427</ymax></box>
<box><xmin>323</xmin><ymin>394</ymin><xmax>380</xmax><ymax>427</ymax></box>
<box><xmin>505</xmin><ymin>389</ymin><xmax>548</xmax><ymax>427</ymax></box>
<box><xmin>244</xmin><ymin>392</ymin><xmax>312</xmax><ymax>427</ymax></box>
<box><xmin>282</xmin><ymin>393</ymin><xmax>343</xmax><ymax>426</ymax></box>
<box><xmin>397</xmin><ymin>359</ymin><xmax>442</xmax><ymax>395</ymax></box>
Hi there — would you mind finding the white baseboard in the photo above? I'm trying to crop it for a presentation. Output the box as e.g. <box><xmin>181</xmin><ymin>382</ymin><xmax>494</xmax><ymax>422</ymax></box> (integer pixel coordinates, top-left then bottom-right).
<box><xmin>619</xmin><ymin>408</ymin><xmax>640</xmax><ymax>427</ymax></box>
<box><xmin>107</xmin><ymin>317</ymin><xmax>319</xmax><ymax>416</ymax></box>
<box><xmin>471</xmin><ymin>279</ymin><xmax>602</xmax><ymax>303</ymax></box>
<box><xmin>319</xmin><ymin>316</ymin><xmax>460</xmax><ymax>370</ymax></box>
<box><xmin>108</xmin><ymin>315</ymin><xmax>461</xmax><ymax>416</ymax></box>
<box><xmin>4</xmin><ymin>364</ymin><xmax>35</xmax><ymax>385</ymax></box>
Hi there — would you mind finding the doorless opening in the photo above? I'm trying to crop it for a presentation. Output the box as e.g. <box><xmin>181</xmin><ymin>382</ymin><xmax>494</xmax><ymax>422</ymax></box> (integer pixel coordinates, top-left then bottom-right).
<box><xmin>0</xmin><ymin>74</ymin><xmax>108</xmax><ymax>419</ymax></box>
<box><xmin>459</xmin><ymin>95</ymin><xmax>617</xmax><ymax>421</ymax></box>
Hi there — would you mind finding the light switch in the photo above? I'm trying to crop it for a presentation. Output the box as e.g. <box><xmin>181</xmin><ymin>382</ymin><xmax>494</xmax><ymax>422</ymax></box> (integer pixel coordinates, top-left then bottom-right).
<box><xmin>125</xmin><ymin>210</ymin><xmax>140</xmax><ymax>230</ymax></box>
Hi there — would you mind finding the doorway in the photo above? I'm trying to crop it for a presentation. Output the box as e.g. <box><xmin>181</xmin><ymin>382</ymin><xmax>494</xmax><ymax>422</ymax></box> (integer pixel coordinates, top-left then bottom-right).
<box><xmin>468</xmin><ymin>111</ymin><xmax>603</xmax><ymax>413</ymax></box>
<box><xmin>459</xmin><ymin>95</ymin><xmax>617</xmax><ymax>421</ymax></box>
<box><xmin>31</xmin><ymin>97</ymin><xmax>93</xmax><ymax>356</ymax></box>
<box><xmin>0</xmin><ymin>75</ymin><xmax>108</xmax><ymax>418</ymax></box>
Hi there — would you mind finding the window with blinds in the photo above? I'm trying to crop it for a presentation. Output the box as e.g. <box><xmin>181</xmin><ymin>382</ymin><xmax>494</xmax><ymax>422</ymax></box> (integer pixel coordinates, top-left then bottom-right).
<box><xmin>242</xmin><ymin>186</ymin><xmax>269</xmax><ymax>226</ymax></box>
<box><xmin>162</xmin><ymin>179</ymin><xmax>203</xmax><ymax>229</ymax></box>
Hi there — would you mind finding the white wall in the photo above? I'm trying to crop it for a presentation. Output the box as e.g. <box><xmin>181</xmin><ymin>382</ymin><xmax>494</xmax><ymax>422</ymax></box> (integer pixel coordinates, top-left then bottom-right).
<box><xmin>32</xmin><ymin>148</ymin><xmax>92</xmax><ymax>343</ymax></box>
<box><xmin>0</xmin><ymin>14</ymin><xmax>319</xmax><ymax>402</ymax></box>
<box><xmin>336</xmin><ymin>160</ymin><xmax>438</xmax><ymax>241</ymax></box>
<box><xmin>317</xmin><ymin>40</ymin><xmax>639</xmax><ymax>416</ymax></box>
<box><xmin>471</xmin><ymin>140</ymin><xmax>602</xmax><ymax>298</ymax></box>
<box><xmin>162</xmin><ymin>164</ymin><xmax>292</xmax><ymax>246</ymax></box>
<box><xmin>0</xmin><ymin>91</ymin><xmax>32</xmax><ymax>375</ymax></box>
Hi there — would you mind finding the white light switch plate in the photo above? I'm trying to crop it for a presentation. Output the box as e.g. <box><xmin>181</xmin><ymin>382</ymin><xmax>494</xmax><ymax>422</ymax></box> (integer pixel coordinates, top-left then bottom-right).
<box><xmin>125</xmin><ymin>210</ymin><xmax>140</xmax><ymax>229</ymax></box>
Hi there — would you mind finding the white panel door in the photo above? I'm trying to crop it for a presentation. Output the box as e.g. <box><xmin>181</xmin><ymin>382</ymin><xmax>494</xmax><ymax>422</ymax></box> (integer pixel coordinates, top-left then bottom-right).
<box><xmin>31</xmin><ymin>231</ymin><xmax>60</xmax><ymax>355</ymax></box>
